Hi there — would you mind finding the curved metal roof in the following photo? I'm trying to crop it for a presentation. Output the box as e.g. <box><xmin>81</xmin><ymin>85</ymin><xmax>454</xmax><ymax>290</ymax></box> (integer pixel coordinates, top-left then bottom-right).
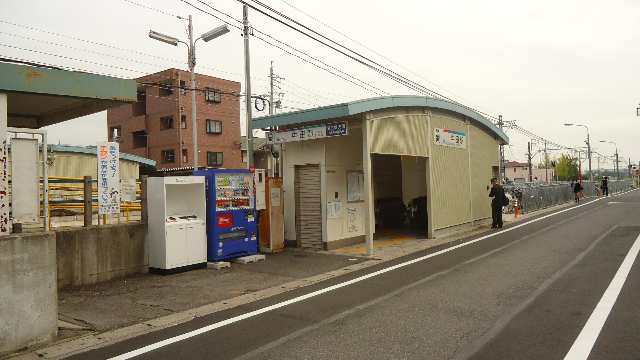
<box><xmin>252</xmin><ymin>95</ymin><xmax>508</xmax><ymax>144</ymax></box>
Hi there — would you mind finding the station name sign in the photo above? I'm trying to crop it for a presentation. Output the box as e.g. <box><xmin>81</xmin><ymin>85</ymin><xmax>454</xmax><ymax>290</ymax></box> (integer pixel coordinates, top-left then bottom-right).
<box><xmin>266</xmin><ymin>122</ymin><xmax>348</xmax><ymax>144</ymax></box>
<box><xmin>434</xmin><ymin>128</ymin><xmax>466</xmax><ymax>149</ymax></box>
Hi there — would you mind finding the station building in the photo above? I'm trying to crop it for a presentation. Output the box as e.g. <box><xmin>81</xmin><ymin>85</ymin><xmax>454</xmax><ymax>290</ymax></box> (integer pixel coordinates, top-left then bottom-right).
<box><xmin>252</xmin><ymin>96</ymin><xmax>509</xmax><ymax>251</ymax></box>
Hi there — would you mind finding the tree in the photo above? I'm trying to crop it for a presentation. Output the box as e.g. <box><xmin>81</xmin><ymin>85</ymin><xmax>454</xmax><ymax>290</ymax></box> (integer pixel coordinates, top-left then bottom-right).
<box><xmin>537</xmin><ymin>154</ymin><xmax>553</xmax><ymax>169</ymax></box>
<box><xmin>555</xmin><ymin>154</ymin><xmax>579</xmax><ymax>181</ymax></box>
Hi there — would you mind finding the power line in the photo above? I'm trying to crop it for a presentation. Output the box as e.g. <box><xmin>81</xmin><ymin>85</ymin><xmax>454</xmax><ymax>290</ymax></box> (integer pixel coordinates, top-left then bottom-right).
<box><xmin>0</xmin><ymin>43</ymin><xmax>143</xmax><ymax>74</ymax></box>
<box><xmin>179</xmin><ymin>0</ymin><xmax>389</xmax><ymax>96</ymax></box>
<box><xmin>185</xmin><ymin>0</ymin><xmax>389</xmax><ymax>96</ymax></box>
<box><xmin>274</xmin><ymin>0</ymin><xmax>491</xmax><ymax>113</ymax></box>
<box><xmin>240</xmin><ymin>0</ymin><xmax>436</xmax><ymax>96</ymax></box>
<box><xmin>240</xmin><ymin>0</ymin><xmax>501</xmax><ymax>121</ymax></box>
<box><xmin>0</xmin><ymin>19</ymin><xmax>265</xmax><ymax>82</ymax></box>
<box><xmin>122</xmin><ymin>0</ymin><xmax>186</xmax><ymax>19</ymax></box>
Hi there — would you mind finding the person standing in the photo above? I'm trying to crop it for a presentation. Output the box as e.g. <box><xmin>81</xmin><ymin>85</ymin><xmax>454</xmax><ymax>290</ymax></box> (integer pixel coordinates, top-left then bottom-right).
<box><xmin>601</xmin><ymin>176</ymin><xmax>609</xmax><ymax>197</ymax></box>
<box><xmin>489</xmin><ymin>178</ymin><xmax>506</xmax><ymax>229</ymax></box>
<box><xmin>573</xmin><ymin>180</ymin><xmax>583</xmax><ymax>204</ymax></box>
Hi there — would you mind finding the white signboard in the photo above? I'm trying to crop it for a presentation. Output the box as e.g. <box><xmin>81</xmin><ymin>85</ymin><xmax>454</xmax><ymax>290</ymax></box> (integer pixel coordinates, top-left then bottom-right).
<box><xmin>97</xmin><ymin>142</ymin><xmax>120</xmax><ymax>215</ymax></box>
<box><xmin>347</xmin><ymin>171</ymin><xmax>364</xmax><ymax>202</ymax></box>
<box><xmin>434</xmin><ymin>128</ymin><xmax>466</xmax><ymax>149</ymax></box>
<box><xmin>121</xmin><ymin>178</ymin><xmax>137</xmax><ymax>202</ymax></box>
<box><xmin>11</xmin><ymin>138</ymin><xmax>40</xmax><ymax>223</ymax></box>
<box><xmin>266</xmin><ymin>122</ymin><xmax>348</xmax><ymax>144</ymax></box>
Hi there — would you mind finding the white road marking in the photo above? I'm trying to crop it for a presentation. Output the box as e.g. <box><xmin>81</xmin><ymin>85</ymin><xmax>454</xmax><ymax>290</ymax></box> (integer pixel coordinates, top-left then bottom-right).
<box><xmin>563</xmin><ymin>231</ymin><xmax>640</xmax><ymax>360</ymax></box>
<box><xmin>110</xmin><ymin>188</ymin><xmax>638</xmax><ymax>360</ymax></box>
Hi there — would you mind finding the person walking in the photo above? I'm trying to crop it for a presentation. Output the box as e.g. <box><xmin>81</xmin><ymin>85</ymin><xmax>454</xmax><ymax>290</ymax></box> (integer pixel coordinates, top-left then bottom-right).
<box><xmin>573</xmin><ymin>180</ymin><xmax>583</xmax><ymax>204</ymax></box>
<box><xmin>489</xmin><ymin>178</ymin><xmax>506</xmax><ymax>229</ymax></box>
<box><xmin>601</xmin><ymin>176</ymin><xmax>609</xmax><ymax>197</ymax></box>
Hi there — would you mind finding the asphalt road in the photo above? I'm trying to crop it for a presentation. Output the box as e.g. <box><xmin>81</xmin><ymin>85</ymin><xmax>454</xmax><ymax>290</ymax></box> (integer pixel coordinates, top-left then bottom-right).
<box><xmin>71</xmin><ymin>189</ymin><xmax>640</xmax><ymax>360</ymax></box>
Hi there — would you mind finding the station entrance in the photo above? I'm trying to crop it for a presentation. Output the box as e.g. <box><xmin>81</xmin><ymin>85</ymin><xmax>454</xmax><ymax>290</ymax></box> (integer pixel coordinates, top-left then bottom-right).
<box><xmin>371</xmin><ymin>154</ymin><xmax>428</xmax><ymax>240</ymax></box>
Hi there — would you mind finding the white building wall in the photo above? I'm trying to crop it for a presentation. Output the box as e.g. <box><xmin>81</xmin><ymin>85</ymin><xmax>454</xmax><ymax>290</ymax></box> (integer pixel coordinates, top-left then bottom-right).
<box><xmin>281</xmin><ymin>124</ymin><xmax>366</xmax><ymax>244</ymax></box>
<box><xmin>282</xmin><ymin>139</ymin><xmax>325</xmax><ymax>243</ymax></box>
<box><xmin>507</xmin><ymin>166</ymin><xmax>555</xmax><ymax>182</ymax></box>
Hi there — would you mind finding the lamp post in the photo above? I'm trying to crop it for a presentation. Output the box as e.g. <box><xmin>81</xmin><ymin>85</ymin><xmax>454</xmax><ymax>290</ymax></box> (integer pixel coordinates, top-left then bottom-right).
<box><xmin>149</xmin><ymin>17</ymin><xmax>229</xmax><ymax>170</ymax></box>
<box><xmin>599</xmin><ymin>140</ymin><xmax>619</xmax><ymax>180</ymax></box>
<box><xmin>564</xmin><ymin>123</ymin><xmax>592</xmax><ymax>183</ymax></box>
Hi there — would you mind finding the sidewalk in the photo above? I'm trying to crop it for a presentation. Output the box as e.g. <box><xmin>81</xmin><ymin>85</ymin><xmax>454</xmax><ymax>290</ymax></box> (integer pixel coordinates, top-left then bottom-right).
<box><xmin>7</xmin><ymin>199</ymin><xmax>585</xmax><ymax>359</ymax></box>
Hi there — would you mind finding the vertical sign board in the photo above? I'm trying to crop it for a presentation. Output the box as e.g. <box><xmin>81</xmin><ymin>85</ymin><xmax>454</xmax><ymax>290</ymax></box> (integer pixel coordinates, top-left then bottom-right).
<box><xmin>11</xmin><ymin>138</ymin><xmax>40</xmax><ymax>223</ymax></box>
<box><xmin>120</xmin><ymin>178</ymin><xmax>137</xmax><ymax>202</ymax></box>
<box><xmin>0</xmin><ymin>94</ymin><xmax>8</xmax><ymax>235</ymax></box>
<box><xmin>97</xmin><ymin>142</ymin><xmax>120</xmax><ymax>215</ymax></box>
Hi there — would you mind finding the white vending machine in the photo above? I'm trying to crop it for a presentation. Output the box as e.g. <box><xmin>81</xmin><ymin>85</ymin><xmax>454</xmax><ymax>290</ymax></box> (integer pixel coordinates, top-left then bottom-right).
<box><xmin>147</xmin><ymin>176</ymin><xmax>207</xmax><ymax>273</ymax></box>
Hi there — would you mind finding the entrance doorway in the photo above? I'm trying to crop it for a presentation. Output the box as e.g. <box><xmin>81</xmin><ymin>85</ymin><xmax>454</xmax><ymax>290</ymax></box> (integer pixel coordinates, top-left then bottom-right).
<box><xmin>372</xmin><ymin>154</ymin><xmax>428</xmax><ymax>240</ymax></box>
<box><xmin>294</xmin><ymin>164</ymin><xmax>323</xmax><ymax>250</ymax></box>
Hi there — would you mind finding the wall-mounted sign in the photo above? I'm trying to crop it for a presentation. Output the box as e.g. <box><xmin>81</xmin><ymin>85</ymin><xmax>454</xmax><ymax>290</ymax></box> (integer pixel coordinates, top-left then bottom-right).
<box><xmin>434</xmin><ymin>128</ymin><xmax>466</xmax><ymax>149</ymax></box>
<box><xmin>97</xmin><ymin>142</ymin><xmax>120</xmax><ymax>215</ymax></box>
<box><xmin>266</xmin><ymin>122</ymin><xmax>348</xmax><ymax>144</ymax></box>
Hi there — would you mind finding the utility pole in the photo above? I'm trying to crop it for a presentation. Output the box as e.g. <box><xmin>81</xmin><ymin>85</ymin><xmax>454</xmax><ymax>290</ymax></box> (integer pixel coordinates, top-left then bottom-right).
<box><xmin>269</xmin><ymin>61</ymin><xmax>274</xmax><ymax>115</ymax></box>
<box><xmin>527</xmin><ymin>141</ymin><xmax>533</xmax><ymax>182</ymax></box>
<box><xmin>544</xmin><ymin>140</ymin><xmax>548</xmax><ymax>183</ymax></box>
<box><xmin>629</xmin><ymin>157</ymin><xmax>632</xmax><ymax>178</ymax></box>
<box><xmin>586</xmin><ymin>132</ymin><xmax>593</xmax><ymax>183</ymax></box>
<box><xmin>148</xmin><ymin>17</ymin><xmax>229</xmax><ymax>169</ymax></box>
<box><xmin>243</xmin><ymin>4</ymin><xmax>254</xmax><ymax>169</ymax></box>
<box><xmin>498</xmin><ymin>115</ymin><xmax>505</xmax><ymax>182</ymax></box>
<box><xmin>615</xmin><ymin>148</ymin><xmax>620</xmax><ymax>180</ymax></box>
<box><xmin>187</xmin><ymin>15</ymin><xmax>198</xmax><ymax>170</ymax></box>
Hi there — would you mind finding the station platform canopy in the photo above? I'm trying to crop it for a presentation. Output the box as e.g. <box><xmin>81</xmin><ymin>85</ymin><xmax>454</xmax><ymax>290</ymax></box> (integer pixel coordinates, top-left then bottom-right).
<box><xmin>0</xmin><ymin>61</ymin><xmax>137</xmax><ymax>128</ymax></box>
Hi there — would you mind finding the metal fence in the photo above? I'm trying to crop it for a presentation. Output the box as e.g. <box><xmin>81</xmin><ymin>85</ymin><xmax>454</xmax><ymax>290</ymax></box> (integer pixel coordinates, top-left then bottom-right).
<box><xmin>504</xmin><ymin>180</ymin><xmax>635</xmax><ymax>214</ymax></box>
<box><xmin>48</xmin><ymin>176</ymin><xmax>142</xmax><ymax>228</ymax></box>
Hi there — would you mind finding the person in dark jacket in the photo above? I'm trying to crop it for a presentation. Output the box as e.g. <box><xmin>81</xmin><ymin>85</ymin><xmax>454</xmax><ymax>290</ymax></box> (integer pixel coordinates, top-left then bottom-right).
<box><xmin>601</xmin><ymin>176</ymin><xmax>609</xmax><ymax>197</ymax></box>
<box><xmin>573</xmin><ymin>180</ymin><xmax>583</xmax><ymax>204</ymax></box>
<box><xmin>489</xmin><ymin>178</ymin><xmax>505</xmax><ymax>229</ymax></box>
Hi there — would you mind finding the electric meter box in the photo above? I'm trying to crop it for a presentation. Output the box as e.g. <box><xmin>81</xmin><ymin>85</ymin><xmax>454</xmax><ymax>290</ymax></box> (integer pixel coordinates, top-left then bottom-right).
<box><xmin>254</xmin><ymin>169</ymin><xmax>267</xmax><ymax>211</ymax></box>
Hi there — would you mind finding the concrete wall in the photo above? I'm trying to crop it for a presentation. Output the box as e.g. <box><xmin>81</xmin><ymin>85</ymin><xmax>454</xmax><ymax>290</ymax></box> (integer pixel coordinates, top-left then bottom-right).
<box><xmin>56</xmin><ymin>223</ymin><xmax>147</xmax><ymax>289</ymax></box>
<box><xmin>0</xmin><ymin>232</ymin><xmax>57</xmax><ymax>355</ymax></box>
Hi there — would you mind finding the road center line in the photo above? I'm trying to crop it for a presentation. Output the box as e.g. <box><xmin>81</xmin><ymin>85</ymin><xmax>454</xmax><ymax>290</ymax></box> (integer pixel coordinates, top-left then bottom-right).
<box><xmin>110</xmin><ymin>188</ymin><xmax>637</xmax><ymax>360</ymax></box>
<box><xmin>563</xmin><ymin>231</ymin><xmax>640</xmax><ymax>360</ymax></box>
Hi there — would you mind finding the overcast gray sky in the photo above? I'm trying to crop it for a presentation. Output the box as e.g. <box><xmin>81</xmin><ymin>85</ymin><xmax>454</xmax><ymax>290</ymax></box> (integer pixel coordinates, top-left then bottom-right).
<box><xmin>2</xmin><ymin>0</ymin><xmax>639</xmax><ymax>168</ymax></box>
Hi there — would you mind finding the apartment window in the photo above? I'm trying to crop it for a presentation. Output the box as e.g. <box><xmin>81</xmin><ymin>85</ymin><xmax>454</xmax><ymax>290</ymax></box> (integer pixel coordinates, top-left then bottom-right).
<box><xmin>108</xmin><ymin>126</ymin><xmax>121</xmax><ymax>142</ymax></box>
<box><xmin>133</xmin><ymin>88</ymin><xmax>146</xmax><ymax>116</ymax></box>
<box><xmin>207</xmin><ymin>152</ymin><xmax>223</xmax><ymax>167</ymax></box>
<box><xmin>159</xmin><ymin>79</ymin><xmax>174</xmax><ymax>96</ymax></box>
<box><xmin>132</xmin><ymin>131</ymin><xmax>147</xmax><ymax>149</ymax></box>
<box><xmin>179</xmin><ymin>80</ymin><xmax>187</xmax><ymax>95</ymax></box>
<box><xmin>181</xmin><ymin>115</ymin><xmax>187</xmax><ymax>129</ymax></box>
<box><xmin>182</xmin><ymin>149</ymin><xmax>188</xmax><ymax>163</ymax></box>
<box><xmin>205</xmin><ymin>88</ymin><xmax>222</xmax><ymax>103</ymax></box>
<box><xmin>161</xmin><ymin>149</ymin><xmax>176</xmax><ymax>163</ymax></box>
<box><xmin>136</xmin><ymin>88</ymin><xmax>146</xmax><ymax>102</ymax></box>
<box><xmin>206</xmin><ymin>119</ymin><xmax>222</xmax><ymax>134</ymax></box>
<box><xmin>160</xmin><ymin>116</ymin><xmax>174</xmax><ymax>130</ymax></box>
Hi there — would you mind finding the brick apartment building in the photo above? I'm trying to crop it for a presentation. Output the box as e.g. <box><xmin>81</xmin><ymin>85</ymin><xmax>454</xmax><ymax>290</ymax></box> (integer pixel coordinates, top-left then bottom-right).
<box><xmin>107</xmin><ymin>68</ymin><xmax>242</xmax><ymax>169</ymax></box>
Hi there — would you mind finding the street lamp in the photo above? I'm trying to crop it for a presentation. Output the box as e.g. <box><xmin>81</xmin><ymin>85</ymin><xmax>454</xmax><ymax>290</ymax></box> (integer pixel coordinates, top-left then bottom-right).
<box><xmin>149</xmin><ymin>17</ymin><xmax>229</xmax><ymax>170</ymax></box>
<box><xmin>599</xmin><ymin>140</ymin><xmax>619</xmax><ymax>180</ymax></box>
<box><xmin>564</xmin><ymin>123</ymin><xmax>592</xmax><ymax>183</ymax></box>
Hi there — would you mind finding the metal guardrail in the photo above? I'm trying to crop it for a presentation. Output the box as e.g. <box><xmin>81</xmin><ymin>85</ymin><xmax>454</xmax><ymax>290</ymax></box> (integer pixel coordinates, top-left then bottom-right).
<box><xmin>504</xmin><ymin>180</ymin><xmax>635</xmax><ymax>214</ymax></box>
